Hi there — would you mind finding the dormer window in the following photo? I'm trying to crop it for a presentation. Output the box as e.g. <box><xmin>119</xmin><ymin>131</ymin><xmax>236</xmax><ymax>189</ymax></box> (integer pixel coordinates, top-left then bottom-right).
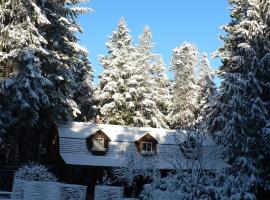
<box><xmin>92</xmin><ymin>138</ymin><xmax>106</xmax><ymax>151</ymax></box>
<box><xmin>85</xmin><ymin>129</ymin><xmax>110</xmax><ymax>156</ymax></box>
<box><xmin>135</xmin><ymin>133</ymin><xmax>158</xmax><ymax>155</ymax></box>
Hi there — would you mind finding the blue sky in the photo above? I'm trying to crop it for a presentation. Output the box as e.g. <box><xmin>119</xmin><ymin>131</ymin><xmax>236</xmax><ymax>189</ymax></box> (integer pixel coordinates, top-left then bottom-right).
<box><xmin>77</xmin><ymin>0</ymin><xmax>230</xmax><ymax>84</ymax></box>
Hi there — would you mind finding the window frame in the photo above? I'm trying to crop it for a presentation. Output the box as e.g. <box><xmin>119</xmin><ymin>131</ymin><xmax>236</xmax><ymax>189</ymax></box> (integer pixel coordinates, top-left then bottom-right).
<box><xmin>142</xmin><ymin>142</ymin><xmax>153</xmax><ymax>152</ymax></box>
<box><xmin>93</xmin><ymin>138</ymin><xmax>104</xmax><ymax>145</ymax></box>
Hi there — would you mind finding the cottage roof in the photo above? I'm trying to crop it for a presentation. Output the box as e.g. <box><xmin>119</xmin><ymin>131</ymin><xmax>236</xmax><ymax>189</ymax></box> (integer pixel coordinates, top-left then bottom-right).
<box><xmin>57</xmin><ymin>121</ymin><xmax>177</xmax><ymax>144</ymax></box>
<box><xmin>57</xmin><ymin>122</ymin><xmax>228</xmax><ymax>170</ymax></box>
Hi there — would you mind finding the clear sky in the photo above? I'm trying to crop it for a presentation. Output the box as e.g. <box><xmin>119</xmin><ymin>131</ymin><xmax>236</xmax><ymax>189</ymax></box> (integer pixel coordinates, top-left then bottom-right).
<box><xmin>77</xmin><ymin>0</ymin><xmax>231</xmax><ymax>84</ymax></box>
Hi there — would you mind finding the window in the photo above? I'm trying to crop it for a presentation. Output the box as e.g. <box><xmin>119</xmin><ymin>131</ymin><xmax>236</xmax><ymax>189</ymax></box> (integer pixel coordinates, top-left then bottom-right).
<box><xmin>93</xmin><ymin>138</ymin><xmax>104</xmax><ymax>145</ymax></box>
<box><xmin>92</xmin><ymin>138</ymin><xmax>105</xmax><ymax>151</ymax></box>
<box><xmin>142</xmin><ymin>142</ymin><xmax>152</xmax><ymax>152</ymax></box>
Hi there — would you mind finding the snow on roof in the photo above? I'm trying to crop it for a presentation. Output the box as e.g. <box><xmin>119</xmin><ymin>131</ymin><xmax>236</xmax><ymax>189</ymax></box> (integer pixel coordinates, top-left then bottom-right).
<box><xmin>57</xmin><ymin>121</ymin><xmax>176</xmax><ymax>144</ymax></box>
<box><xmin>59</xmin><ymin>139</ymin><xmax>227</xmax><ymax>170</ymax></box>
<box><xmin>57</xmin><ymin>121</ymin><xmax>227</xmax><ymax>169</ymax></box>
<box><xmin>57</xmin><ymin>122</ymin><xmax>226</xmax><ymax>169</ymax></box>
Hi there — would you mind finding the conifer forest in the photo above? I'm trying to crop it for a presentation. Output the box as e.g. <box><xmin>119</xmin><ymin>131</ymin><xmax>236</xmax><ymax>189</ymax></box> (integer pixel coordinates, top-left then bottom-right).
<box><xmin>0</xmin><ymin>0</ymin><xmax>269</xmax><ymax>199</ymax></box>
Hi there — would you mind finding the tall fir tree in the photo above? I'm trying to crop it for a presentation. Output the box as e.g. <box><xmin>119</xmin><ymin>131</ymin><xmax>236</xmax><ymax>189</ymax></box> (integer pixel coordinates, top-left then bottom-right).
<box><xmin>0</xmin><ymin>0</ymin><xmax>94</xmax><ymax>163</ymax></box>
<box><xmin>170</xmin><ymin>42</ymin><xmax>199</xmax><ymax>128</ymax></box>
<box><xmin>98</xmin><ymin>17</ymin><xmax>137</xmax><ymax>126</ymax></box>
<box><xmin>74</xmin><ymin>59</ymin><xmax>96</xmax><ymax>122</ymax></box>
<box><xmin>134</xmin><ymin>26</ymin><xmax>171</xmax><ymax>128</ymax></box>
<box><xmin>98</xmin><ymin>20</ymin><xmax>170</xmax><ymax>128</ymax></box>
<box><xmin>196</xmin><ymin>53</ymin><xmax>217</xmax><ymax>126</ymax></box>
<box><xmin>207</xmin><ymin>0</ymin><xmax>270</xmax><ymax>198</ymax></box>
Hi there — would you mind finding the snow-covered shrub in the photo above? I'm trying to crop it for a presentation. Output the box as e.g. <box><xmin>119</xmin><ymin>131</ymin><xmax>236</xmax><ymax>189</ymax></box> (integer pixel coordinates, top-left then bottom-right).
<box><xmin>139</xmin><ymin>129</ymin><xmax>230</xmax><ymax>200</ymax></box>
<box><xmin>114</xmin><ymin>128</ymin><xmax>227</xmax><ymax>199</ymax></box>
<box><xmin>113</xmin><ymin>144</ymin><xmax>160</xmax><ymax>186</ymax></box>
<box><xmin>140</xmin><ymin>169</ymin><xmax>258</xmax><ymax>200</ymax></box>
<box><xmin>15</xmin><ymin>162</ymin><xmax>57</xmax><ymax>182</ymax></box>
<box><xmin>97</xmin><ymin>170</ymin><xmax>112</xmax><ymax>186</ymax></box>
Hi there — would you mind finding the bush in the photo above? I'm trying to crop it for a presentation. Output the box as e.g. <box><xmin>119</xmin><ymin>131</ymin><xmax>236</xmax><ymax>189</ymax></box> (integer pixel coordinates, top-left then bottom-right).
<box><xmin>15</xmin><ymin>162</ymin><xmax>57</xmax><ymax>182</ymax></box>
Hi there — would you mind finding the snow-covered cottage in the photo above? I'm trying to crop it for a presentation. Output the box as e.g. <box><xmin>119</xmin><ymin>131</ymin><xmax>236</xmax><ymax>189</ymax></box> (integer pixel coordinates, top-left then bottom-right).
<box><xmin>50</xmin><ymin>121</ymin><xmax>226</xmax><ymax>199</ymax></box>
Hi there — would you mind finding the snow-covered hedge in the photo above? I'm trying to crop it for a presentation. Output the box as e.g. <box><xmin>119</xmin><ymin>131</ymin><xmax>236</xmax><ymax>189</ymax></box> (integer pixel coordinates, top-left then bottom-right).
<box><xmin>14</xmin><ymin>162</ymin><xmax>57</xmax><ymax>182</ymax></box>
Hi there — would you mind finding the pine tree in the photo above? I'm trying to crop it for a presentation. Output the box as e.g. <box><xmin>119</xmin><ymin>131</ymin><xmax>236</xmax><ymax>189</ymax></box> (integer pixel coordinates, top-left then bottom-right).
<box><xmin>134</xmin><ymin>26</ymin><xmax>171</xmax><ymax>128</ymax></box>
<box><xmin>98</xmin><ymin>20</ymin><xmax>170</xmax><ymax>128</ymax></box>
<box><xmin>74</xmin><ymin>60</ymin><xmax>96</xmax><ymax>122</ymax></box>
<box><xmin>38</xmin><ymin>1</ymin><xmax>94</xmax><ymax>121</ymax></box>
<box><xmin>170</xmin><ymin>42</ymin><xmax>199</xmax><ymax>128</ymax></box>
<box><xmin>0</xmin><ymin>0</ymin><xmax>52</xmax><ymax>132</ymax></box>
<box><xmin>98</xmin><ymin>17</ymin><xmax>137</xmax><ymax>125</ymax></box>
<box><xmin>196</xmin><ymin>53</ymin><xmax>217</xmax><ymax>126</ymax></box>
<box><xmin>0</xmin><ymin>0</ymin><xmax>94</xmax><ymax>163</ymax></box>
<box><xmin>207</xmin><ymin>0</ymin><xmax>270</xmax><ymax>197</ymax></box>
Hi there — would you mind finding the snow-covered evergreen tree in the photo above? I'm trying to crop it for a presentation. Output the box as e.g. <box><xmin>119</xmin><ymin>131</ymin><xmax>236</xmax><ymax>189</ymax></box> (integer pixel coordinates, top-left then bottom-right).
<box><xmin>0</xmin><ymin>0</ymin><xmax>52</xmax><ymax>132</ymax></box>
<box><xmin>170</xmin><ymin>42</ymin><xmax>199</xmax><ymax>128</ymax></box>
<box><xmin>196</xmin><ymin>53</ymin><xmax>217</xmax><ymax>126</ymax></box>
<box><xmin>207</xmin><ymin>0</ymin><xmax>270</xmax><ymax>197</ymax></box>
<box><xmin>38</xmin><ymin>0</ymin><xmax>94</xmax><ymax>121</ymax></box>
<box><xmin>98</xmin><ymin>17</ymin><xmax>137</xmax><ymax>125</ymax></box>
<box><xmin>98</xmin><ymin>20</ymin><xmax>170</xmax><ymax>128</ymax></box>
<box><xmin>134</xmin><ymin>26</ymin><xmax>171</xmax><ymax>128</ymax></box>
<box><xmin>0</xmin><ymin>0</ymin><xmax>94</xmax><ymax>163</ymax></box>
<box><xmin>74</xmin><ymin>61</ymin><xmax>96</xmax><ymax>122</ymax></box>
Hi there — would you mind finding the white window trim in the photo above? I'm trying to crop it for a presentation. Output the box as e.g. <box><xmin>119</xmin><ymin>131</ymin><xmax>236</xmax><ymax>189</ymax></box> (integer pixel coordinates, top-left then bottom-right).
<box><xmin>141</xmin><ymin>142</ymin><xmax>153</xmax><ymax>153</ymax></box>
<box><xmin>93</xmin><ymin>138</ymin><xmax>104</xmax><ymax>143</ymax></box>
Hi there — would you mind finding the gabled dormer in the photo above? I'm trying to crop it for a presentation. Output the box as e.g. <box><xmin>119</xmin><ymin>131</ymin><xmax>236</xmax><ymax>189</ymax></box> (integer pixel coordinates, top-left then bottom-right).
<box><xmin>85</xmin><ymin>129</ymin><xmax>110</xmax><ymax>156</ymax></box>
<box><xmin>135</xmin><ymin>133</ymin><xmax>158</xmax><ymax>155</ymax></box>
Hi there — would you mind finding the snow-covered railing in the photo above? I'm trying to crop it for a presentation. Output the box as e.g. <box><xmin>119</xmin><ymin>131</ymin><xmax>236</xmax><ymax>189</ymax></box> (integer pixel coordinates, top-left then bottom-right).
<box><xmin>11</xmin><ymin>179</ymin><xmax>87</xmax><ymax>200</ymax></box>
<box><xmin>94</xmin><ymin>185</ymin><xmax>123</xmax><ymax>200</ymax></box>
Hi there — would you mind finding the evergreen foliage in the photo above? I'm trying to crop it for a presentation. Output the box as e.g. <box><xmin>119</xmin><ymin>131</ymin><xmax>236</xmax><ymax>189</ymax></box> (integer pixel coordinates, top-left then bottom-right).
<box><xmin>207</xmin><ymin>0</ymin><xmax>270</xmax><ymax>197</ymax></box>
<box><xmin>98</xmin><ymin>17</ymin><xmax>136</xmax><ymax>125</ymax></box>
<box><xmin>134</xmin><ymin>26</ymin><xmax>171</xmax><ymax>128</ymax></box>
<box><xmin>170</xmin><ymin>42</ymin><xmax>199</xmax><ymax>128</ymax></box>
<box><xmin>196</xmin><ymin>53</ymin><xmax>217</xmax><ymax>126</ymax></box>
<box><xmin>0</xmin><ymin>0</ymin><xmax>94</xmax><ymax>163</ymax></box>
<box><xmin>98</xmin><ymin>19</ymin><xmax>170</xmax><ymax>128</ymax></box>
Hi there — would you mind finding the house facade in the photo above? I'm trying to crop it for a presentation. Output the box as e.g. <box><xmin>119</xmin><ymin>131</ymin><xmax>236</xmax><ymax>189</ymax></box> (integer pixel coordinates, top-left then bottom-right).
<box><xmin>50</xmin><ymin>121</ymin><xmax>226</xmax><ymax>199</ymax></box>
